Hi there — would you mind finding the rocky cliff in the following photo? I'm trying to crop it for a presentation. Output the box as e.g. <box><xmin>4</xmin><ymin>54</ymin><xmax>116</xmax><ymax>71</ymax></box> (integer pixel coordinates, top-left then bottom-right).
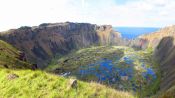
<box><xmin>139</xmin><ymin>25</ymin><xmax>175</xmax><ymax>49</ymax></box>
<box><xmin>0</xmin><ymin>22</ymin><xmax>121</xmax><ymax>68</ymax></box>
<box><xmin>139</xmin><ymin>25</ymin><xmax>175</xmax><ymax>93</ymax></box>
<box><xmin>154</xmin><ymin>36</ymin><xmax>175</xmax><ymax>91</ymax></box>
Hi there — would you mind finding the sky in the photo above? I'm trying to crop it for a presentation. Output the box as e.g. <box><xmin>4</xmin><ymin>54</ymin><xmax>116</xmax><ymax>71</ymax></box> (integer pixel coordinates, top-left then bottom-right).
<box><xmin>0</xmin><ymin>0</ymin><xmax>175</xmax><ymax>31</ymax></box>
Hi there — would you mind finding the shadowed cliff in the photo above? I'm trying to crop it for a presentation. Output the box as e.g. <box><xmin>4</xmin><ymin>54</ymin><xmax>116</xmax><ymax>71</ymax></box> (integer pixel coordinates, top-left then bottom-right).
<box><xmin>155</xmin><ymin>37</ymin><xmax>175</xmax><ymax>91</ymax></box>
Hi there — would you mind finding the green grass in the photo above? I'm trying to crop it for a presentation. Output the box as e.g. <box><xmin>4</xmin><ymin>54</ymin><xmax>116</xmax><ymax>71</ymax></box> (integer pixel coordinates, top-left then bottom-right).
<box><xmin>0</xmin><ymin>40</ymin><xmax>32</xmax><ymax>69</ymax></box>
<box><xmin>0</xmin><ymin>68</ymin><xmax>136</xmax><ymax>98</ymax></box>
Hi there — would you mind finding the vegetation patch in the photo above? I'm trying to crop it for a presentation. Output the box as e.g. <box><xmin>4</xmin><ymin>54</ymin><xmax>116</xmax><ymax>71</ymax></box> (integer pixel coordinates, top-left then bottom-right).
<box><xmin>47</xmin><ymin>46</ymin><xmax>161</xmax><ymax>97</ymax></box>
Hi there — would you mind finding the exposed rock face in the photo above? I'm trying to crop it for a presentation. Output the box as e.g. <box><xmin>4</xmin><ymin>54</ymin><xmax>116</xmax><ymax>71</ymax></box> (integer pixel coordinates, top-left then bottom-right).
<box><xmin>0</xmin><ymin>22</ymin><xmax>121</xmax><ymax>68</ymax></box>
<box><xmin>126</xmin><ymin>38</ymin><xmax>149</xmax><ymax>50</ymax></box>
<box><xmin>139</xmin><ymin>25</ymin><xmax>175</xmax><ymax>49</ymax></box>
<box><xmin>140</xmin><ymin>25</ymin><xmax>175</xmax><ymax>91</ymax></box>
<box><xmin>155</xmin><ymin>36</ymin><xmax>175</xmax><ymax>91</ymax></box>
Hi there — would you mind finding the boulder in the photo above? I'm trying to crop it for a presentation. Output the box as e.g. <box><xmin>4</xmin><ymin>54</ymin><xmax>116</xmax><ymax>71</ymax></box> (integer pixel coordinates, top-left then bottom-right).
<box><xmin>121</xmin><ymin>76</ymin><xmax>128</xmax><ymax>81</ymax></box>
<box><xmin>119</xmin><ymin>84</ymin><xmax>123</xmax><ymax>89</ymax></box>
<box><xmin>7</xmin><ymin>74</ymin><xmax>19</xmax><ymax>80</ymax></box>
<box><xmin>69</xmin><ymin>79</ymin><xmax>78</xmax><ymax>89</ymax></box>
<box><xmin>18</xmin><ymin>52</ymin><xmax>27</xmax><ymax>61</ymax></box>
<box><xmin>3</xmin><ymin>64</ymin><xmax>8</xmax><ymax>68</ymax></box>
<box><xmin>32</xmin><ymin>64</ymin><xmax>38</xmax><ymax>70</ymax></box>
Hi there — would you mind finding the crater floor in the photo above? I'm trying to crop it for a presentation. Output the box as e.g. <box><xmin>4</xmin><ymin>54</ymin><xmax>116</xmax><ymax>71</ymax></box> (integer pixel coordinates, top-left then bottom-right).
<box><xmin>47</xmin><ymin>46</ymin><xmax>160</xmax><ymax>96</ymax></box>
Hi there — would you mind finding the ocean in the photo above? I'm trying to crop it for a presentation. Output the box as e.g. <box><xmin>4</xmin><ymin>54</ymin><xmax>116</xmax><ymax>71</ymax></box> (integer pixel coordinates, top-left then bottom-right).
<box><xmin>114</xmin><ymin>27</ymin><xmax>160</xmax><ymax>39</ymax></box>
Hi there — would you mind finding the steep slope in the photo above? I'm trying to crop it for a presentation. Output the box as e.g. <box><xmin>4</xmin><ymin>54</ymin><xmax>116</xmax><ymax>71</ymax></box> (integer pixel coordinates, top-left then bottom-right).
<box><xmin>0</xmin><ymin>22</ymin><xmax>121</xmax><ymax>68</ymax></box>
<box><xmin>153</xmin><ymin>36</ymin><xmax>175</xmax><ymax>98</ymax></box>
<box><xmin>0</xmin><ymin>40</ymin><xmax>34</xmax><ymax>69</ymax></box>
<box><xmin>139</xmin><ymin>25</ymin><xmax>175</xmax><ymax>97</ymax></box>
<box><xmin>154</xmin><ymin>36</ymin><xmax>175</xmax><ymax>90</ymax></box>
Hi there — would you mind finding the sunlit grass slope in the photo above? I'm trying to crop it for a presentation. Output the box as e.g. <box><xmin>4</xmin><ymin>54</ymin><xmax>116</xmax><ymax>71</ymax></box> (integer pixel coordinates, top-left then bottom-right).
<box><xmin>0</xmin><ymin>68</ymin><xmax>135</xmax><ymax>98</ymax></box>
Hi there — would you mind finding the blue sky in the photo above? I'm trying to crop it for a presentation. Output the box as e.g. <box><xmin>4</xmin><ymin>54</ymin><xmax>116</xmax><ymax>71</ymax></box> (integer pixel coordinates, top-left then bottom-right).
<box><xmin>0</xmin><ymin>0</ymin><xmax>175</xmax><ymax>31</ymax></box>
<box><xmin>115</xmin><ymin>0</ymin><xmax>133</xmax><ymax>4</ymax></box>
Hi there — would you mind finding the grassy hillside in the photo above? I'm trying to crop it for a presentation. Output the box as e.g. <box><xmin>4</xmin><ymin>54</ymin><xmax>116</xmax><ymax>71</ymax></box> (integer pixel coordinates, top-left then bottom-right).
<box><xmin>0</xmin><ymin>68</ymin><xmax>135</xmax><ymax>98</ymax></box>
<box><xmin>0</xmin><ymin>40</ymin><xmax>32</xmax><ymax>69</ymax></box>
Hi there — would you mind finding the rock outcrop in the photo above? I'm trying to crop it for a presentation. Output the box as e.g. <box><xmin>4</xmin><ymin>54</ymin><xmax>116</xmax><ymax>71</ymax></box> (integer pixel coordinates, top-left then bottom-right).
<box><xmin>7</xmin><ymin>73</ymin><xmax>19</xmax><ymax>80</ymax></box>
<box><xmin>0</xmin><ymin>22</ymin><xmax>121</xmax><ymax>68</ymax></box>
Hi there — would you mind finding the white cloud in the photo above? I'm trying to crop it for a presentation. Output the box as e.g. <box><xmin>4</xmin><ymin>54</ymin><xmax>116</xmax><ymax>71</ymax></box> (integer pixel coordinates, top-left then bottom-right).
<box><xmin>102</xmin><ymin>0</ymin><xmax>175</xmax><ymax>27</ymax></box>
<box><xmin>0</xmin><ymin>0</ymin><xmax>175</xmax><ymax>31</ymax></box>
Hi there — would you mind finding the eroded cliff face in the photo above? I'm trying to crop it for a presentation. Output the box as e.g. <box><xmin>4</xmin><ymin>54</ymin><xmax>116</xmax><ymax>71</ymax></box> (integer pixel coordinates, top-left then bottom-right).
<box><xmin>0</xmin><ymin>22</ymin><xmax>121</xmax><ymax>68</ymax></box>
<box><xmin>155</xmin><ymin>36</ymin><xmax>175</xmax><ymax>92</ymax></box>
<box><xmin>139</xmin><ymin>25</ymin><xmax>175</xmax><ymax>49</ymax></box>
<box><xmin>140</xmin><ymin>25</ymin><xmax>175</xmax><ymax>92</ymax></box>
